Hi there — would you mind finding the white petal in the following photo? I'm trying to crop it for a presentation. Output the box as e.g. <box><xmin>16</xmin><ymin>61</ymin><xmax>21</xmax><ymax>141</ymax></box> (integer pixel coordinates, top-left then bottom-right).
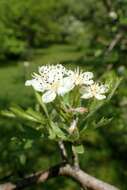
<box><xmin>98</xmin><ymin>85</ymin><xmax>109</xmax><ymax>94</ymax></box>
<box><xmin>57</xmin><ymin>77</ymin><xmax>75</xmax><ymax>96</ymax></box>
<box><xmin>25</xmin><ymin>79</ymin><xmax>46</xmax><ymax>92</ymax></box>
<box><xmin>42</xmin><ymin>90</ymin><xmax>56</xmax><ymax>103</ymax></box>
<box><xmin>95</xmin><ymin>94</ymin><xmax>106</xmax><ymax>100</ymax></box>
<box><xmin>84</xmin><ymin>79</ymin><xmax>94</xmax><ymax>85</ymax></box>
<box><xmin>25</xmin><ymin>80</ymin><xmax>33</xmax><ymax>86</ymax></box>
<box><xmin>82</xmin><ymin>72</ymin><xmax>94</xmax><ymax>85</ymax></box>
<box><xmin>81</xmin><ymin>92</ymin><xmax>93</xmax><ymax>99</ymax></box>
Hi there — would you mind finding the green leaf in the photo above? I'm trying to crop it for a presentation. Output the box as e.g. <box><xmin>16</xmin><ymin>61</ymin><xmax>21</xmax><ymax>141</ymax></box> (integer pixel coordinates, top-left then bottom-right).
<box><xmin>24</xmin><ymin>139</ymin><xmax>33</xmax><ymax>149</ymax></box>
<box><xmin>4</xmin><ymin>106</ymin><xmax>46</xmax><ymax>124</ymax></box>
<box><xmin>0</xmin><ymin>110</ymin><xmax>16</xmax><ymax>118</ymax></box>
<box><xmin>26</xmin><ymin>108</ymin><xmax>45</xmax><ymax>124</ymax></box>
<box><xmin>19</xmin><ymin>154</ymin><xmax>26</xmax><ymax>165</ymax></box>
<box><xmin>74</xmin><ymin>144</ymin><xmax>84</xmax><ymax>154</ymax></box>
<box><xmin>81</xmin><ymin>101</ymin><xmax>104</xmax><ymax>125</ymax></box>
<box><xmin>10</xmin><ymin>106</ymin><xmax>40</xmax><ymax>123</ymax></box>
<box><xmin>48</xmin><ymin>127</ymin><xmax>56</xmax><ymax>140</ymax></box>
<box><xmin>50</xmin><ymin>122</ymin><xmax>66</xmax><ymax>140</ymax></box>
<box><xmin>93</xmin><ymin>117</ymin><xmax>113</xmax><ymax>128</ymax></box>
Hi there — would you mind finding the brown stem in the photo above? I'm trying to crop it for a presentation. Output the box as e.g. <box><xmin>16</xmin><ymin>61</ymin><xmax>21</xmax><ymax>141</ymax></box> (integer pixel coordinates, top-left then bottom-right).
<box><xmin>0</xmin><ymin>163</ymin><xmax>119</xmax><ymax>190</ymax></box>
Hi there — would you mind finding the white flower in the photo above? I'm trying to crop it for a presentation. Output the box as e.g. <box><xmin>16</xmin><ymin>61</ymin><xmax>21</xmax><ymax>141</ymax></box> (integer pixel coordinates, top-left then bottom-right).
<box><xmin>81</xmin><ymin>83</ymin><xmax>109</xmax><ymax>100</ymax></box>
<box><xmin>25</xmin><ymin>64</ymin><xmax>75</xmax><ymax>103</ymax></box>
<box><xmin>25</xmin><ymin>64</ymin><xmax>108</xmax><ymax>103</ymax></box>
<box><xmin>39</xmin><ymin>64</ymin><xmax>67</xmax><ymax>81</ymax></box>
<box><xmin>67</xmin><ymin>67</ymin><xmax>94</xmax><ymax>86</ymax></box>
<box><xmin>42</xmin><ymin>77</ymin><xmax>74</xmax><ymax>103</ymax></box>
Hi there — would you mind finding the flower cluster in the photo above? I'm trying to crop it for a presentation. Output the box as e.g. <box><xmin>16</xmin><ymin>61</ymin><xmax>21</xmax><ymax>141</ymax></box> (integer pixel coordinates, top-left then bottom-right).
<box><xmin>25</xmin><ymin>64</ymin><xmax>108</xmax><ymax>103</ymax></box>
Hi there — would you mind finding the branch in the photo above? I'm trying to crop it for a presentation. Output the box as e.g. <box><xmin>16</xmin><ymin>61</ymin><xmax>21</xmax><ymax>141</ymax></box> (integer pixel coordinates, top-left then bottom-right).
<box><xmin>0</xmin><ymin>163</ymin><xmax>119</xmax><ymax>190</ymax></box>
<box><xmin>68</xmin><ymin>118</ymin><xmax>78</xmax><ymax>134</ymax></box>
<box><xmin>72</xmin><ymin>145</ymin><xmax>79</xmax><ymax>169</ymax></box>
<box><xmin>58</xmin><ymin>141</ymin><xmax>68</xmax><ymax>162</ymax></box>
<box><xmin>104</xmin><ymin>32</ymin><xmax>123</xmax><ymax>56</ymax></box>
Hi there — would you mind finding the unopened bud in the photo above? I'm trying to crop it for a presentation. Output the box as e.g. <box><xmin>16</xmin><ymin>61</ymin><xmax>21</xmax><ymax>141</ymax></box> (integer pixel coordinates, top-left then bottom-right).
<box><xmin>69</xmin><ymin>107</ymin><xmax>88</xmax><ymax>114</ymax></box>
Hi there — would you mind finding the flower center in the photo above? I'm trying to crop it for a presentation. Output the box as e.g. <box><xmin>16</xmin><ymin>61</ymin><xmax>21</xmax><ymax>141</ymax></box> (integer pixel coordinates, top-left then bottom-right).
<box><xmin>74</xmin><ymin>72</ymin><xmax>83</xmax><ymax>85</ymax></box>
<box><xmin>51</xmin><ymin>81</ymin><xmax>60</xmax><ymax>91</ymax></box>
<box><xmin>90</xmin><ymin>84</ymin><xmax>98</xmax><ymax>95</ymax></box>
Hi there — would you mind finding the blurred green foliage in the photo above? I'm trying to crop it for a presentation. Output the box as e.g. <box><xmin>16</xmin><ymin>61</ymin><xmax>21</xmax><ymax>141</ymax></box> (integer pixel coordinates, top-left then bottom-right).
<box><xmin>0</xmin><ymin>0</ymin><xmax>127</xmax><ymax>62</ymax></box>
<box><xmin>0</xmin><ymin>0</ymin><xmax>127</xmax><ymax>190</ymax></box>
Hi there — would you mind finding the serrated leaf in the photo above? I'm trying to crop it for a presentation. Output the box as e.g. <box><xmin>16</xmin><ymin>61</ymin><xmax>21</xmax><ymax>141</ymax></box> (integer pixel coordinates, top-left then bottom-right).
<box><xmin>8</xmin><ymin>106</ymin><xmax>45</xmax><ymax>124</ymax></box>
<box><xmin>26</xmin><ymin>108</ymin><xmax>45</xmax><ymax>124</ymax></box>
<box><xmin>10</xmin><ymin>106</ymin><xmax>39</xmax><ymax>122</ymax></box>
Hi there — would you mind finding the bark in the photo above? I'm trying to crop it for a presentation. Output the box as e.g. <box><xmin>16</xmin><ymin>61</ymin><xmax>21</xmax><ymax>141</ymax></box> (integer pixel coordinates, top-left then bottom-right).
<box><xmin>58</xmin><ymin>141</ymin><xmax>68</xmax><ymax>162</ymax></box>
<box><xmin>0</xmin><ymin>163</ymin><xmax>119</xmax><ymax>190</ymax></box>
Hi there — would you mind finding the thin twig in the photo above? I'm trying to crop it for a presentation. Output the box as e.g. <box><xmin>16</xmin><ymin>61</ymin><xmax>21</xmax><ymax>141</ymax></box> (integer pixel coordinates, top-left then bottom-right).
<box><xmin>104</xmin><ymin>32</ymin><xmax>123</xmax><ymax>56</ymax></box>
<box><xmin>68</xmin><ymin>118</ymin><xmax>78</xmax><ymax>134</ymax></box>
<box><xmin>72</xmin><ymin>145</ymin><xmax>80</xmax><ymax>170</ymax></box>
<box><xmin>58</xmin><ymin>141</ymin><xmax>68</xmax><ymax>162</ymax></box>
